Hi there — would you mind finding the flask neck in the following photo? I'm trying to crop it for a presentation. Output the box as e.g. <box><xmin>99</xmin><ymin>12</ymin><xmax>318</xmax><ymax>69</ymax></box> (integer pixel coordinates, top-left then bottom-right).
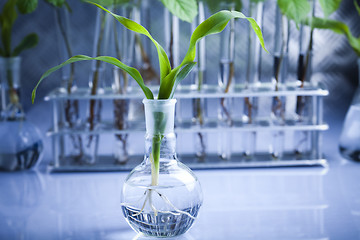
<box><xmin>143</xmin><ymin>99</ymin><xmax>176</xmax><ymax>135</ymax></box>
<box><xmin>143</xmin><ymin>99</ymin><xmax>177</xmax><ymax>163</ymax></box>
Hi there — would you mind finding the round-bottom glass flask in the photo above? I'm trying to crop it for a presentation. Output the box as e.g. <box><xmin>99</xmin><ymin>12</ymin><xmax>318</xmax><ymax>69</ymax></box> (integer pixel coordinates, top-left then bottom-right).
<box><xmin>121</xmin><ymin>99</ymin><xmax>203</xmax><ymax>237</ymax></box>
<box><xmin>339</xmin><ymin>58</ymin><xmax>360</xmax><ymax>161</ymax></box>
<box><xmin>0</xmin><ymin>57</ymin><xmax>43</xmax><ymax>171</ymax></box>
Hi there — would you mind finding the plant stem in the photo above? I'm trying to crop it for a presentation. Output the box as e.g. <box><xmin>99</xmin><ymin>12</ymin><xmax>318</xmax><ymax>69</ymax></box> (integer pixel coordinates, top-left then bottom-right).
<box><xmin>6</xmin><ymin>69</ymin><xmax>19</xmax><ymax>106</ymax></box>
<box><xmin>195</xmin><ymin>99</ymin><xmax>203</xmax><ymax>125</ymax></box>
<box><xmin>244</xmin><ymin>97</ymin><xmax>253</xmax><ymax>124</ymax></box>
<box><xmin>272</xmin><ymin>14</ymin><xmax>287</xmax><ymax>120</ymax></box>
<box><xmin>149</xmin><ymin>110</ymin><xmax>167</xmax><ymax>186</ymax></box>
<box><xmin>169</xmin><ymin>20</ymin><xmax>174</xmax><ymax>68</ymax></box>
<box><xmin>297</xmin><ymin>0</ymin><xmax>315</xmax><ymax>118</ymax></box>
<box><xmin>195</xmin><ymin>67</ymin><xmax>206</xmax><ymax>158</ymax></box>
<box><xmin>245</xmin><ymin>3</ymin><xmax>257</xmax><ymax>124</ymax></box>
<box><xmin>296</xmin><ymin>0</ymin><xmax>315</xmax><ymax>155</ymax></box>
<box><xmin>135</xmin><ymin>34</ymin><xmax>159</xmax><ymax>84</ymax></box>
<box><xmin>220</xmin><ymin>14</ymin><xmax>235</xmax><ymax>126</ymax></box>
<box><xmin>300</xmin><ymin>29</ymin><xmax>313</xmax><ymax>88</ymax></box>
<box><xmin>88</xmin><ymin>10</ymin><xmax>107</xmax><ymax>145</ymax></box>
<box><xmin>296</xmin><ymin>28</ymin><xmax>313</xmax><ymax>118</ymax></box>
<box><xmin>89</xmin><ymin>66</ymin><xmax>99</xmax><ymax>115</ymax></box>
<box><xmin>273</xmin><ymin>54</ymin><xmax>283</xmax><ymax>118</ymax></box>
<box><xmin>113</xmin><ymin>18</ymin><xmax>129</xmax><ymax>91</ymax></box>
<box><xmin>189</xmin><ymin>1</ymin><xmax>206</xmax><ymax>159</ymax></box>
<box><xmin>113</xmin><ymin>15</ymin><xmax>129</xmax><ymax>162</ymax></box>
<box><xmin>55</xmin><ymin>8</ymin><xmax>75</xmax><ymax>94</ymax></box>
<box><xmin>195</xmin><ymin>69</ymin><xmax>204</xmax><ymax>125</ymax></box>
<box><xmin>220</xmin><ymin>61</ymin><xmax>234</xmax><ymax>126</ymax></box>
<box><xmin>114</xmin><ymin>98</ymin><xmax>128</xmax><ymax>162</ymax></box>
<box><xmin>55</xmin><ymin>8</ymin><xmax>84</xmax><ymax>159</ymax></box>
<box><xmin>151</xmin><ymin>134</ymin><xmax>161</xmax><ymax>186</ymax></box>
<box><xmin>4</xmin><ymin>66</ymin><xmax>23</xmax><ymax>120</ymax></box>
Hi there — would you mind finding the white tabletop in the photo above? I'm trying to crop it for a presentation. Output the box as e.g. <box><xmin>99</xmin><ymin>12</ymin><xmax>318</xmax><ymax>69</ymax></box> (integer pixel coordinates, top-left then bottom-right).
<box><xmin>0</xmin><ymin>106</ymin><xmax>359</xmax><ymax>240</ymax></box>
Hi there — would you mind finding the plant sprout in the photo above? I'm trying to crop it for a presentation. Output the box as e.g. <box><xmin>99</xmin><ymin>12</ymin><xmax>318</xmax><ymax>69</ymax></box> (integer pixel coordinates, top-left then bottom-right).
<box><xmin>0</xmin><ymin>0</ymin><xmax>38</xmax><ymax>116</ymax></box>
<box><xmin>46</xmin><ymin>0</ymin><xmax>89</xmax><ymax>161</ymax></box>
<box><xmin>277</xmin><ymin>0</ymin><xmax>341</xmax><ymax>155</ymax></box>
<box><xmin>32</xmin><ymin>1</ymin><xmax>266</xmax><ymax>215</ymax></box>
<box><xmin>307</xmin><ymin>3</ymin><xmax>360</xmax><ymax>57</ymax></box>
<box><xmin>277</xmin><ymin>0</ymin><xmax>343</xmax><ymax>87</ymax></box>
<box><xmin>206</xmin><ymin>1</ymin><xmax>239</xmax><ymax>127</ymax></box>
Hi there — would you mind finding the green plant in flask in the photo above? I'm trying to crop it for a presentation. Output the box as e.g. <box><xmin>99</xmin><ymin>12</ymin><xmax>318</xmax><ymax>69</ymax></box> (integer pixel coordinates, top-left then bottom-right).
<box><xmin>0</xmin><ymin>0</ymin><xmax>43</xmax><ymax>171</ymax></box>
<box><xmin>0</xmin><ymin>0</ymin><xmax>38</xmax><ymax>117</ymax></box>
<box><xmin>32</xmin><ymin>1</ymin><xmax>267</xmax><ymax>236</ymax></box>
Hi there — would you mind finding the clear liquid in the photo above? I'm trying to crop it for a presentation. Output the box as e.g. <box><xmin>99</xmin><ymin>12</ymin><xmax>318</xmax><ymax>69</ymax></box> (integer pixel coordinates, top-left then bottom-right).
<box><xmin>122</xmin><ymin>204</ymin><xmax>201</xmax><ymax>237</ymax></box>
<box><xmin>0</xmin><ymin>141</ymin><xmax>43</xmax><ymax>171</ymax></box>
<box><xmin>339</xmin><ymin>104</ymin><xmax>360</xmax><ymax>161</ymax></box>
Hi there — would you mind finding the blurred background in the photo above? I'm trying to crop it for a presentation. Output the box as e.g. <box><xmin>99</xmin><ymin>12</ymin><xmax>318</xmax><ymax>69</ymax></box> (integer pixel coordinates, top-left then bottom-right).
<box><xmin>1</xmin><ymin>0</ymin><xmax>360</xmax><ymax>166</ymax></box>
<box><xmin>1</xmin><ymin>1</ymin><xmax>360</xmax><ymax>238</ymax></box>
<box><xmin>10</xmin><ymin>0</ymin><xmax>358</xmax><ymax>107</ymax></box>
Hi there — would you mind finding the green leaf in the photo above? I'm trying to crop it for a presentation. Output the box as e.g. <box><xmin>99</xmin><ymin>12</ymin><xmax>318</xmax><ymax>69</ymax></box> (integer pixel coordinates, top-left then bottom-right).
<box><xmin>160</xmin><ymin>0</ymin><xmax>198</xmax><ymax>23</ymax></box>
<box><xmin>309</xmin><ymin>17</ymin><xmax>360</xmax><ymax>56</ymax></box>
<box><xmin>355</xmin><ymin>0</ymin><xmax>360</xmax><ymax>16</ymax></box>
<box><xmin>82</xmin><ymin>0</ymin><xmax>130</xmax><ymax>7</ymax></box>
<box><xmin>17</xmin><ymin>0</ymin><xmax>38</xmax><ymax>14</ymax></box>
<box><xmin>158</xmin><ymin>62</ymin><xmax>196</xmax><ymax>100</ymax></box>
<box><xmin>319</xmin><ymin>0</ymin><xmax>341</xmax><ymax>18</ymax></box>
<box><xmin>44</xmin><ymin>0</ymin><xmax>66</xmax><ymax>7</ymax></box>
<box><xmin>277</xmin><ymin>0</ymin><xmax>311</xmax><ymax>25</ymax></box>
<box><xmin>112</xmin><ymin>0</ymin><xmax>131</xmax><ymax>6</ymax></box>
<box><xmin>82</xmin><ymin>0</ymin><xmax>114</xmax><ymax>7</ymax></box>
<box><xmin>158</xmin><ymin>10</ymin><xmax>267</xmax><ymax>99</ymax></box>
<box><xmin>12</xmin><ymin>33</ymin><xmax>38</xmax><ymax>56</ymax></box>
<box><xmin>32</xmin><ymin>55</ymin><xmax>154</xmax><ymax>103</ymax></box>
<box><xmin>203</xmin><ymin>0</ymin><xmax>218</xmax><ymax>13</ymax></box>
<box><xmin>205</xmin><ymin>0</ymin><xmax>242</xmax><ymax>13</ymax></box>
<box><xmin>0</xmin><ymin>0</ymin><xmax>18</xmax><ymax>56</ymax></box>
<box><xmin>183</xmin><ymin>10</ymin><xmax>267</xmax><ymax>65</ymax></box>
<box><xmin>250</xmin><ymin>0</ymin><xmax>266</xmax><ymax>3</ymax></box>
<box><xmin>169</xmin><ymin>62</ymin><xmax>196</xmax><ymax>98</ymax></box>
<box><xmin>88</xmin><ymin>1</ymin><xmax>171</xmax><ymax>82</ymax></box>
<box><xmin>158</xmin><ymin>67</ymin><xmax>180</xmax><ymax>99</ymax></box>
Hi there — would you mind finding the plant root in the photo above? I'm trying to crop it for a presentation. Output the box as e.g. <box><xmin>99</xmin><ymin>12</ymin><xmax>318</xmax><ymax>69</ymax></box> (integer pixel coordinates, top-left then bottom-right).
<box><xmin>272</xmin><ymin>96</ymin><xmax>284</xmax><ymax>122</ymax></box>
<box><xmin>245</xmin><ymin>97</ymin><xmax>253</xmax><ymax>124</ymax></box>
<box><xmin>127</xmin><ymin>188</ymin><xmax>196</xmax><ymax>220</ymax></box>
